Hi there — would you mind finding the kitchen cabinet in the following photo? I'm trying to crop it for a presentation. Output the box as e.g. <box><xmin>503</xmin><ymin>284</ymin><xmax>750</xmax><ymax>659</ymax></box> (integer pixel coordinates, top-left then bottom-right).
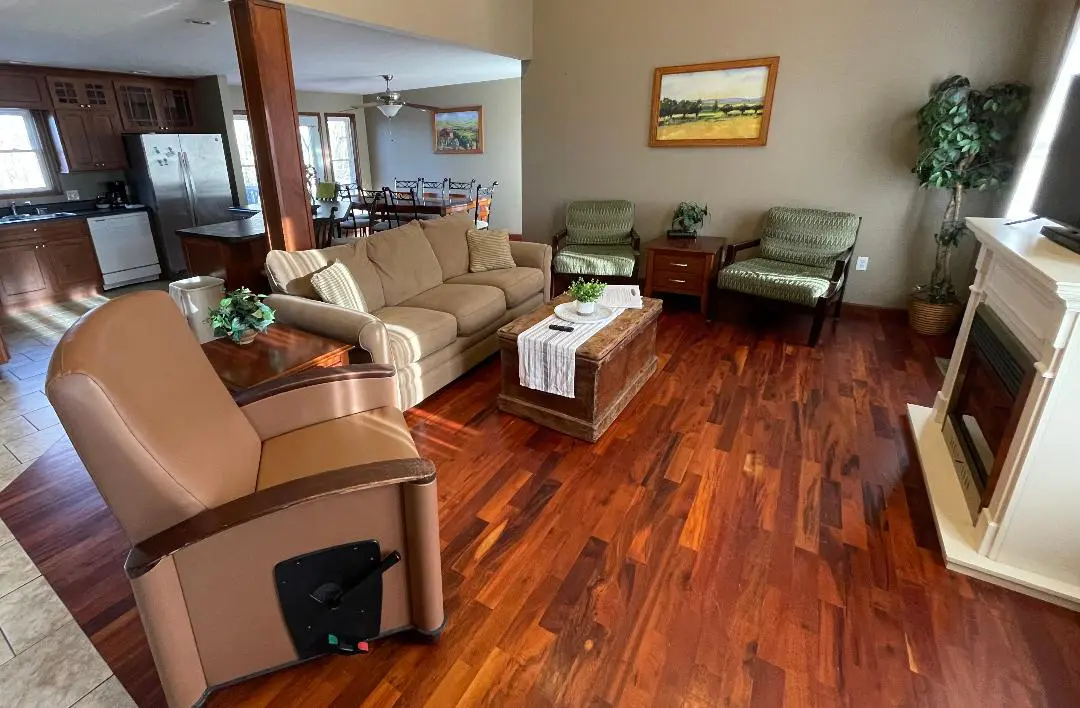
<box><xmin>53</xmin><ymin>108</ymin><xmax>127</xmax><ymax>171</ymax></box>
<box><xmin>46</xmin><ymin>75</ymin><xmax>117</xmax><ymax>110</ymax></box>
<box><xmin>116</xmin><ymin>79</ymin><xmax>197</xmax><ymax>132</ymax></box>
<box><xmin>0</xmin><ymin>69</ymin><xmax>50</xmax><ymax>109</ymax></box>
<box><xmin>0</xmin><ymin>219</ymin><xmax>103</xmax><ymax>311</ymax></box>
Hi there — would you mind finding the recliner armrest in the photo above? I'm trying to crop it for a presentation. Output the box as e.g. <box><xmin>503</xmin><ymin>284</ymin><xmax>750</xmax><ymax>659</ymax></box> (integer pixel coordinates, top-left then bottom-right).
<box><xmin>126</xmin><ymin>457</ymin><xmax>436</xmax><ymax>578</ymax></box>
<box><xmin>238</xmin><ymin>365</ymin><xmax>399</xmax><ymax>439</ymax></box>
<box><xmin>265</xmin><ymin>294</ymin><xmax>392</xmax><ymax>365</ymax></box>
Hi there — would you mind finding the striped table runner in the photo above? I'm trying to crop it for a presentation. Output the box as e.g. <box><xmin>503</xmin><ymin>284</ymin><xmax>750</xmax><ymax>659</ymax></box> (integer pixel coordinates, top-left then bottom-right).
<box><xmin>518</xmin><ymin>309</ymin><xmax>623</xmax><ymax>398</ymax></box>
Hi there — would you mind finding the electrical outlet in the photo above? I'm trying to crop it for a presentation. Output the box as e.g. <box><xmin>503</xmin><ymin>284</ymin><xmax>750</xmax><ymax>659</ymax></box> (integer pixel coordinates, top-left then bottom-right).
<box><xmin>855</xmin><ymin>256</ymin><xmax>869</xmax><ymax>271</ymax></box>
<box><xmin>65</xmin><ymin>190</ymin><xmax>80</xmax><ymax>201</ymax></box>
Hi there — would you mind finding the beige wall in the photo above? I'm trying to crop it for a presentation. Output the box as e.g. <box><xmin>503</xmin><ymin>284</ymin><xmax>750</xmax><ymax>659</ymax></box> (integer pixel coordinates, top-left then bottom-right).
<box><xmin>365</xmin><ymin>78</ymin><xmax>522</xmax><ymax>232</ymax></box>
<box><xmin>523</xmin><ymin>0</ymin><xmax>1065</xmax><ymax>307</ymax></box>
<box><xmin>284</xmin><ymin>0</ymin><xmax>532</xmax><ymax>60</ymax></box>
<box><xmin>230</xmin><ymin>85</ymin><xmax>373</xmax><ymax>199</ymax></box>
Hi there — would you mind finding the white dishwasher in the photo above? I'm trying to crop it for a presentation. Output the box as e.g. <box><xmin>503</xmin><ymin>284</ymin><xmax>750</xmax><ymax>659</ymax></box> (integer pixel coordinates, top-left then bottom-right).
<box><xmin>86</xmin><ymin>211</ymin><xmax>162</xmax><ymax>290</ymax></box>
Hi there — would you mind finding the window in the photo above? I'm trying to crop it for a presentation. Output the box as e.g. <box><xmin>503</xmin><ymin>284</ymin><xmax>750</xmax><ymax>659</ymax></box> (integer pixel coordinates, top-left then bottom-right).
<box><xmin>0</xmin><ymin>109</ymin><xmax>56</xmax><ymax>197</ymax></box>
<box><xmin>298</xmin><ymin>113</ymin><xmax>326</xmax><ymax>196</ymax></box>
<box><xmin>1008</xmin><ymin>17</ymin><xmax>1080</xmax><ymax>217</ymax></box>
<box><xmin>325</xmin><ymin>113</ymin><xmax>360</xmax><ymax>186</ymax></box>
<box><xmin>232</xmin><ymin>112</ymin><xmax>260</xmax><ymax>205</ymax></box>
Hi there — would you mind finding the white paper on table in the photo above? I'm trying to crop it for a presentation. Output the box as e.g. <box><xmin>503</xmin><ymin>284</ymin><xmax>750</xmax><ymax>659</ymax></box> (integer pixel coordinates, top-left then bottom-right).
<box><xmin>598</xmin><ymin>284</ymin><xmax>643</xmax><ymax>309</ymax></box>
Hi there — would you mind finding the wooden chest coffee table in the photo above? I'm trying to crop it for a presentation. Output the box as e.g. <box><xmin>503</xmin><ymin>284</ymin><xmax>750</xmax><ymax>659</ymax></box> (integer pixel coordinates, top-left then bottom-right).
<box><xmin>202</xmin><ymin>324</ymin><xmax>353</xmax><ymax>395</ymax></box>
<box><xmin>497</xmin><ymin>295</ymin><xmax>662</xmax><ymax>442</ymax></box>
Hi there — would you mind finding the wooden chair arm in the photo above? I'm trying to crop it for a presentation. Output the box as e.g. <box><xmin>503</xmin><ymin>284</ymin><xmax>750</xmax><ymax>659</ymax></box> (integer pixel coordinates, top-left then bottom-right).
<box><xmin>723</xmin><ymin>238</ymin><xmax>762</xmax><ymax>266</ymax></box>
<box><xmin>553</xmin><ymin>229</ymin><xmax>568</xmax><ymax>252</ymax></box>
<box><xmin>830</xmin><ymin>247</ymin><xmax>855</xmax><ymax>282</ymax></box>
<box><xmin>630</xmin><ymin>228</ymin><xmax>641</xmax><ymax>252</ymax></box>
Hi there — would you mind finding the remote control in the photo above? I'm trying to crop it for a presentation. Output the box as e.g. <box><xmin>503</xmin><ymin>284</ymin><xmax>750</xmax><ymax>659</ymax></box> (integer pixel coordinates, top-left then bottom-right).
<box><xmin>549</xmin><ymin>324</ymin><xmax>575</xmax><ymax>332</ymax></box>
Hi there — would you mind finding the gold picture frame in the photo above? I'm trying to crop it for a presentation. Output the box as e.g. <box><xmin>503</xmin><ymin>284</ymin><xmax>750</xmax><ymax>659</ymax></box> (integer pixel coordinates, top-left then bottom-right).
<box><xmin>432</xmin><ymin>106</ymin><xmax>484</xmax><ymax>154</ymax></box>
<box><xmin>649</xmin><ymin>56</ymin><xmax>780</xmax><ymax>147</ymax></box>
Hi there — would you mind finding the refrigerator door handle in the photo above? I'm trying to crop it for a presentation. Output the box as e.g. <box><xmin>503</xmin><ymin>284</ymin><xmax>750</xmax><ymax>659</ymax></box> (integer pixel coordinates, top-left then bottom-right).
<box><xmin>179</xmin><ymin>151</ymin><xmax>198</xmax><ymax>226</ymax></box>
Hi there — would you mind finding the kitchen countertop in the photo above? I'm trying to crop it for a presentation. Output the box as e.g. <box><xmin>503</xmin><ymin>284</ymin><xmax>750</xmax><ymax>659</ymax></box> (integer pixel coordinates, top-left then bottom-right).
<box><xmin>176</xmin><ymin>214</ymin><xmax>267</xmax><ymax>242</ymax></box>
<box><xmin>0</xmin><ymin>205</ymin><xmax>149</xmax><ymax>230</ymax></box>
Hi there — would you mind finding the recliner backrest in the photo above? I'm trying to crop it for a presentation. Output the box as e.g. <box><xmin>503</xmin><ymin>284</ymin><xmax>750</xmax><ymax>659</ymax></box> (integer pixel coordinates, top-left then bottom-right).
<box><xmin>759</xmin><ymin>207</ymin><xmax>860</xmax><ymax>268</ymax></box>
<box><xmin>565</xmin><ymin>200</ymin><xmax>635</xmax><ymax>246</ymax></box>
<box><xmin>46</xmin><ymin>291</ymin><xmax>262</xmax><ymax>544</ymax></box>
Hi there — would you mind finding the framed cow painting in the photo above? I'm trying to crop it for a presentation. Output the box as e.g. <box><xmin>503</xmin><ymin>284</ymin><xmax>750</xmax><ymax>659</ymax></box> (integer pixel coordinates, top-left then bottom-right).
<box><xmin>432</xmin><ymin>106</ymin><xmax>484</xmax><ymax>154</ymax></box>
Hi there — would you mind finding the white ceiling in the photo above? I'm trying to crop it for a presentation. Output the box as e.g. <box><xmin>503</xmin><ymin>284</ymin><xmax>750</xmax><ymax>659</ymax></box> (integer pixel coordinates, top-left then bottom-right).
<box><xmin>0</xmin><ymin>0</ymin><xmax>521</xmax><ymax>95</ymax></box>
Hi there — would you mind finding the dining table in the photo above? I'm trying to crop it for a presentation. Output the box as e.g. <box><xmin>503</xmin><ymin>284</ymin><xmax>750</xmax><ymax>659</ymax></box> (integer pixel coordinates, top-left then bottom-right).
<box><xmin>230</xmin><ymin>200</ymin><xmax>353</xmax><ymax>222</ymax></box>
<box><xmin>389</xmin><ymin>194</ymin><xmax>488</xmax><ymax>217</ymax></box>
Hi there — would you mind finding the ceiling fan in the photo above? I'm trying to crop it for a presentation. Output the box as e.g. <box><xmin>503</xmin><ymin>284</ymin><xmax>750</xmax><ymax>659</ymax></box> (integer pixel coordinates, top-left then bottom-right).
<box><xmin>353</xmin><ymin>75</ymin><xmax>439</xmax><ymax>118</ymax></box>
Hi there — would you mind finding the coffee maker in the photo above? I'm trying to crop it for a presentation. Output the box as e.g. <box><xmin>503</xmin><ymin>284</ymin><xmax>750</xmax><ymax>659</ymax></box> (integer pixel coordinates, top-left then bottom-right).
<box><xmin>104</xmin><ymin>180</ymin><xmax>128</xmax><ymax>207</ymax></box>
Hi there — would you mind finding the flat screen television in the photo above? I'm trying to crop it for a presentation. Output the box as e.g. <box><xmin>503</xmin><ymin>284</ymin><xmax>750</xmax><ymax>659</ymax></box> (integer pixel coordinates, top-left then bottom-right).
<box><xmin>1035</xmin><ymin>75</ymin><xmax>1080</xmax><ymax>248</ymax></box>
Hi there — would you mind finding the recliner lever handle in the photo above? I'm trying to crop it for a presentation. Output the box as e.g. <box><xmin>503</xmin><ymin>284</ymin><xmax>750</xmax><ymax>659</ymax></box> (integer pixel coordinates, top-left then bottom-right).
<box><xmin>309</xmin><ymin>550</ymin><xmax>402</xmax><ymax>609</ymax></box>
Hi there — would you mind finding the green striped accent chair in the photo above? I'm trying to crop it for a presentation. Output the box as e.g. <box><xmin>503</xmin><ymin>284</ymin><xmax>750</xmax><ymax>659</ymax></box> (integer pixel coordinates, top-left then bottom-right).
<box><xmin>717</xmin><ymin>207</ymin><xmax>861</xmax><ymax>346</ymax></box>
<box><xmin>552</xmin><ymin>200</ymin><xmax>640</xmax><ymax>288</ymax></box>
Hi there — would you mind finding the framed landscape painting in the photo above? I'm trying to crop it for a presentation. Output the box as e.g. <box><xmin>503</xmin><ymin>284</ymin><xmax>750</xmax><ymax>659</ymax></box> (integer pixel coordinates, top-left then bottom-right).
<box><xmin>649</xmin><ymin>56</ymin><xmax>780</xmax><ymax>147</ymax></box>
<box><xmin>432</xmin><ymin>106</ymin><xmax>484</xmax><ymax>154</ymax></box>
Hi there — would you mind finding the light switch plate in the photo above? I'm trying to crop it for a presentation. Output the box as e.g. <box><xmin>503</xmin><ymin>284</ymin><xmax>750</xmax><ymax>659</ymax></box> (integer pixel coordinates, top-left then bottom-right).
<box><xmin>65</xmin><ymin>190</ymin><xmax>80</xmax><ymax>201</ymax></box>
<box><xmin>855</xmin><ymin>256</ymin><xmax>869</xmax><ymax>271</ymax></box>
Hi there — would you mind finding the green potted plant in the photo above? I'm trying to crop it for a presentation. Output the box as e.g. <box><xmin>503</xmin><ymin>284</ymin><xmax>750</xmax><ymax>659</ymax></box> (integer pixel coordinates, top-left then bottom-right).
<box><xmin>669</xmin><ymin>201</ymin><xmax>709</xmax><ymax>238</ymax></box>
<box><xmin>912</xmin><ymin>75</ymin><xmax>1030</xmax><ymax>335</ymax></box>
<box><xmin>208</xmin><ymin>287</ymin><xmax>276</xmax><ymax>345</ymax></box>
<box><xmin>568</xmin><ymin>277</ymin><xmax>606</xmax><ymax>315</ymax></box>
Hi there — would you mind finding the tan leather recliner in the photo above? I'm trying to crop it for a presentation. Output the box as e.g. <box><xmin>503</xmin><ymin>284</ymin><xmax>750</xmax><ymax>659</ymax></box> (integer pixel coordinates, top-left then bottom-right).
<box><xmin>45</xmin><ymin>291</ymin><xmax>444</xmax><ymax>708</ymax></box>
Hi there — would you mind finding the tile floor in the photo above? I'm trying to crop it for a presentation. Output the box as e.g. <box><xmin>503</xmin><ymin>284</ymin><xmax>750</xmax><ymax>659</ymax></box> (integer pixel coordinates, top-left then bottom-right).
<box><xmin>0</xmin><ymin>296</ymin><xmax>138</xmax><ymax>707</ymax></box>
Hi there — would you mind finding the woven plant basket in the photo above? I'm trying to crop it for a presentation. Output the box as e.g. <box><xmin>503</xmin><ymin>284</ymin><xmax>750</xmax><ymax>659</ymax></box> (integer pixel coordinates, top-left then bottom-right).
<box><xmin>909</xmin><ymin>296</ymin><xmax>962</xmax><ymax>336</ymax></box>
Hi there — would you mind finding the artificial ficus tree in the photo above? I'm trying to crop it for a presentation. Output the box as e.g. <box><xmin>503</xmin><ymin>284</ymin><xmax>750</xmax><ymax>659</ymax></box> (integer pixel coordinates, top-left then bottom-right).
<box><xmin>914</xmin><ymin>75</ymin><xmax>1030</xmax><ymax>304</ymax></box>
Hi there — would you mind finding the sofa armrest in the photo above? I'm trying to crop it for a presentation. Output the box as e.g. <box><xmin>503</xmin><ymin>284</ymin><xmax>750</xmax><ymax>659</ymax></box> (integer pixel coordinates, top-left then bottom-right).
<box><xmin>265</xmin><ymin>294</ymin><xmax>391</xmax><ymax>365</ymax></box>
<box><xmin>510</xmin><ymin>241</ymin><xmax>553</xmax><ymax>301</ymax></box>
<box><xmin>126</xmin><ymin>457</ymin><xmax>436</xmax><ymax>577</ymax></box>
<box><xmin>237</xmin><ymin>365</ymin><xmax>399</xmax><ymax>439</ymax></box>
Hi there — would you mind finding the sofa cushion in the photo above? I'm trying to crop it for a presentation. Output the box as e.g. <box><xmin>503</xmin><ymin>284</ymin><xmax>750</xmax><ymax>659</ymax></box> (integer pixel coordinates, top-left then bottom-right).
<box><xmin>420</xmin><ymin>212</ymin><xmax>474</xmax><ymax>279</ymax></box>
<box><xmin>446</xmin><ymin>267</ymin><xmax>545</xmax><ymax>308</ymax></box>
<box><xmin>400</xmin><ymin>284</ymin><xmax>506</xmax><ymax>336</ymax></box>
<box><xmin>467</xmin><ymin>228</ymin><xmax>516</xmax><ymax>272</ymax></box>
<box><xmin>257</xmin><ymin>407</ymin><xmax>418</xmax><ymax>491</ymax></box>
<box><xmin>717</xmin><ymin>257</ymin><xmax>835</xmax><ymax>307</ymax></box>
<box><xmin>310</xmin><ymin>261</ymin><xmax>367</xmax><ymax>312</ymax></box>
<box><xmin>264</xmin><ymin>240</ymin><xmax>385</xmax><ymax>311</ymax></box>
<box><xmin>365</xmin><ymin>220</ymin><xmax>444</xmax><ymax>306</ymax></box>
<box><xmin>374</xmin><ymin>306</ymin><xmax>458</xmax><ymax>365</ymax></box>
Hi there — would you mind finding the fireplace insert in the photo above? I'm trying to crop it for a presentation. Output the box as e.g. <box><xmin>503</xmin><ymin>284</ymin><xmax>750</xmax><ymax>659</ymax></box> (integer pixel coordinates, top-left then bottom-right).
<box><xmin>943</xmin><ymin>305</ymin><xmax>1036</xmax><ymax>521</ymax></box>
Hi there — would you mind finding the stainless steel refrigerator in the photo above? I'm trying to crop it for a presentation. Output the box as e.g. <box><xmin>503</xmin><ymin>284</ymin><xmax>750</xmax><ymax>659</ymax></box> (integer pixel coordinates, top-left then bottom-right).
<box><xmin>125</xmin><ymin>133</ymin><xmax>235</xmax><ymax>276</ymax></box>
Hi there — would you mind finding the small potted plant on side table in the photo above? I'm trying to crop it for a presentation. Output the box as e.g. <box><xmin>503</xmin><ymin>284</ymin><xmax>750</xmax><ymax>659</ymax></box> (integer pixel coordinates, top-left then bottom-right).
<box><xmin>668</xmin><ymin>202</ymin><xmax>709</xmax><ymax>238</ymax></box>
<box><xmin>568</xmin><ymin>278</ymin><xmax>606</xmax><ymax>316</ymax></box>
<box><xmin>208</xmin><ymin>287</ymin><xmax>276</xmax><ymax>345</ymax></box>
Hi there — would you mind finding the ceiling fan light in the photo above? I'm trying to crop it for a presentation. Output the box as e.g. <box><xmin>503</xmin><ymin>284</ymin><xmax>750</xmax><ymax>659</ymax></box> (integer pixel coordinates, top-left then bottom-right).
<box><xmin>378</xmin><ymin>104</ymin><xmax>403</xmax><ymax>118</ymax></box>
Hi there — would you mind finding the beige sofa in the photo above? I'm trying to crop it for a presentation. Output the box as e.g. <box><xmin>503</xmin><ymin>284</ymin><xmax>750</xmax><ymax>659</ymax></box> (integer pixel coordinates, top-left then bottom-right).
<box><xmin>265</xmin><ymin>212</ymin><xmax>551</xmax><ymax>408</ymax></box>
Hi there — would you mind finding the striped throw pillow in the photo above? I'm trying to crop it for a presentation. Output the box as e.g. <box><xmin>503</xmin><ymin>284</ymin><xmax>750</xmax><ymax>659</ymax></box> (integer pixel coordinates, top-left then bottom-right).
<box><xmin>466</xmin><ymin>228</ymin><xmax>516</xmax><ymax>272</ymax></box>
<box><xmin>310</xmin><ymin>261</ymin><xmax>368</xmax><ymax>312</ymax></box>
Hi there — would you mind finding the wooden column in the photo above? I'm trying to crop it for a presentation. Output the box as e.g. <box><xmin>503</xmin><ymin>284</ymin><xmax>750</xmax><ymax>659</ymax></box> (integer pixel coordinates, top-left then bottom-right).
<box><xmin>229</xmin><ymin>0</ymin><xmax>314</xmax><ymax>251</ymax></box>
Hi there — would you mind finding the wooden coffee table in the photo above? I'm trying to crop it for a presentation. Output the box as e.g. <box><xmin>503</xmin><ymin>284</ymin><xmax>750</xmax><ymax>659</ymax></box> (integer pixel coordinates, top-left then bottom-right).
<box><xmin>497</xmin><ymin>294</ymin><xmax>662</xmax><ymax>442</ymax></box>
<box><xmin>202</xmin><ymin>324</ymin><xmax>353</xmax><ymax>395</ymax></box>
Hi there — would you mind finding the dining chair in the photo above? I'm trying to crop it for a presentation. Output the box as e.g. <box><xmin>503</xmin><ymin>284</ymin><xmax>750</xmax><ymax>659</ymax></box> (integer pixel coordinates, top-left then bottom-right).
<box><xmin>383</xmin><ymin>187</ymin><xmax>422</xmax><ymax>227</ymax></box>
<box><xmin>421</xmin><ymin>178</ymin><xmax>446</xmax><ymax>197</ymax></box>
<box><xmin>314</xmin><ymin>205</ymin><xmax>339</xmax><ymax>249</ymax></box>
<box><xmin>474</xmin><ymin>181</ymin><xmax>498</xmax><ymax>230</ymax></box>
<box><xmin>361</xmin><ymin>189</ymin><xmax>393</xmax><ymax>232</ymax></box>
<box><xmin>394</xmin><ymin>178</ymin><xmax>420</xmax><ymax>192</ymax></box>
<box><xmin>447</xmin><ymin>179</ymin><xmax>476</xmax><ymax>197</ymax></box>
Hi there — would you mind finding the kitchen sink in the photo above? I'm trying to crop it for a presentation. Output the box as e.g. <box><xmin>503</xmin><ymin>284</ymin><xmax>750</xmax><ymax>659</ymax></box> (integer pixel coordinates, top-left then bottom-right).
<box><xmin>0</xmin><ymin>212</ymin><xmax>77</xmax><ymax>224</ymax></box>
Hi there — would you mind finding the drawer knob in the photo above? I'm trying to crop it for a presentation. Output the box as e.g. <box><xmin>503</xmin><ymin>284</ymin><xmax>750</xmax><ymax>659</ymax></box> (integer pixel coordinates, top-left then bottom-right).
<box><xmin>670</xmin><ymin>278</ymin><xmax>687</xmax><ymax>284</ymax></box>
<box><xmin>671</xmin><ymin>262</ymin><xmax>689</xmax><ymax>267</ymax></box>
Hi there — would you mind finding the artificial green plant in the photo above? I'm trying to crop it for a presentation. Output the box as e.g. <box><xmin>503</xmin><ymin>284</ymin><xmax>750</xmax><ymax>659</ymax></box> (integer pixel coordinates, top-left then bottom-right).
<box><xmin>208</xmin><ymin>287</ymin><xmax>276</xmax><ymax>343</ymax></box>
<box><xmin>914</xmin><ymin>75</ymin><xmax>1030</xmax><ymax>304</ymax></box>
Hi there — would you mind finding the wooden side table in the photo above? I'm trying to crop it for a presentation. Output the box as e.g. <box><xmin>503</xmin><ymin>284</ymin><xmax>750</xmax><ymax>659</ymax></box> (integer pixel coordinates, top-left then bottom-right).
<box><xmin>643</xmin><ymin>236</ymin><xmax>727</xmax><ymax>317</ymax></box>
<box><xmin>202</xmin><ymin>324</ymin><xmax>353</xmax><ymax>395</ymax></box>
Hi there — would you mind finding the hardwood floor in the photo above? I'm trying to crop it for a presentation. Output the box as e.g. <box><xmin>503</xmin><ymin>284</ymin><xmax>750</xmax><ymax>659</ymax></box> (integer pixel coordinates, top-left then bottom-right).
<box><xmin>3</xmin><ymin>306</ymin><xmax>1080</xmax><ymax>707</ymax></box>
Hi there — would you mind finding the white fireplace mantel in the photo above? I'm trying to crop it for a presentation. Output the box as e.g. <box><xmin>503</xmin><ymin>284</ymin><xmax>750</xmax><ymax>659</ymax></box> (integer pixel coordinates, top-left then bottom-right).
<box><xmin>909</xmin><ymin>217</ymin><xmax>1080</xmax><ymax>611</ymax></box>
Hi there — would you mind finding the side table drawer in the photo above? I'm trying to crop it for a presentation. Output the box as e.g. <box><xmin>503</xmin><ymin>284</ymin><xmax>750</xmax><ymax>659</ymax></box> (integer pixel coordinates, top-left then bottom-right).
<box><xmin>651</xmin><ymin>269</ymin><xmax>704</xmax><ymax>294</ymax></box>
<box><xmin>652</xmin><ymin>252</ymin><xmax>706</xmax><ymax>277</ymax></box>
